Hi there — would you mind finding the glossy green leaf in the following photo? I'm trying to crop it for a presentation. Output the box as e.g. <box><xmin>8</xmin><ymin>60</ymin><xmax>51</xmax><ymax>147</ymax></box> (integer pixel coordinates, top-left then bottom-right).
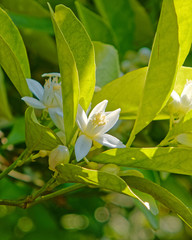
<box><xmin>25</xmin><ymin>107</ymin><xmax>62</xmax><ymax>151</ymax></box>
<box><xmin>75</xmin><ymin>1</ymin><xmax>115</xmax><ymax>45</ymax></box>
<box><xmin>94</xmin><ymin>0</ymin><xmax>134</xmax><ymax>56</ymax></box>
<box><xmin>93</xmin><ymin>41</ymin><xmax>120</xmax><ymax>88</ymax></box>
<box><xmin>92</xmin><ymin>147</ymin><xmax>192</xmax><ymax>175</ymax></box>
<box><xmin>123</xmin><ymin>176</ymin><xmax>192</xmax><ymax>228</ymax></box>
<box><xmin>128</xmin><ymin>0</ymin><xmax>192</xmax><ymax>146</ymax></box>
<box><xmin>0</xmin><ymin>7</ymin><xmax>31</xmax><ymax>96</ymax></box>
<box><xmin>9</xmin><ymin>13</ymin><xmax>53</xmax><ymax>34</ymax></box>
<box><xmin>0</xmin><ymin>67</ymin><xmax>12</xmax><ymax>121</ymax></box>
<box><xmin>92</xmin><ymin>67</ymin><xmax>147</xmax><ymax>118</ymax></box>
<box><xmin>49</xmin><ymin>4</ymin><xmax>79</xmax><ymax>145</ymax></box>
<box><xmin>53</xmin><ymin>4</ymin><xmax>95</xmax><ymax>110</ymax></box>
<box><xmin>133</xmin><ymin>190</ymin><xmax>159</xmax><ymax>229</ymax></box>
<box><xmin>56</xmin><ymin>163</ymin><xmax>150</xmax><ymax>210</ymax></box>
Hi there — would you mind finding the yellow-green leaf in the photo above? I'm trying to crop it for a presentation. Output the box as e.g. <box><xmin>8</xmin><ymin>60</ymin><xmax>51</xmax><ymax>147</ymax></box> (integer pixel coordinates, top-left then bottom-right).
<box><xmin>0</xmin><ymin>7</ymin><xmax>31</xmax><ymax>96</ymax></box>
<box><xmin>92</xmin><ymin>147</ymin><xmax>192</xmax><ymax>175</ymax></box>
<box><xmin>54</xmin><ymin>4</ymin><xmax>95</xmax><ymax>110</ymax></box>
<box><xmin>25</xmin><ymin>107</ymin><xmax>62</xmax><ymax>151</ymax></box>
<box><xmin>49</xmin><ymin>4</ymin><xmax>79</xmax><ymax>145</ymax></box>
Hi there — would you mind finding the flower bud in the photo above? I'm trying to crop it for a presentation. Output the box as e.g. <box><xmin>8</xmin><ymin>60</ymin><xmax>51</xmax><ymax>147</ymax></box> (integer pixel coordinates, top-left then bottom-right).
<box><xmin>100</xmin><ymin>164</ymin><xmax>120</xmax><ymax>175</ymax></box>
<box><xmin>48</xmin><ymin>145</ymin><xmax>70</xmax><ymax>171</ymax></box>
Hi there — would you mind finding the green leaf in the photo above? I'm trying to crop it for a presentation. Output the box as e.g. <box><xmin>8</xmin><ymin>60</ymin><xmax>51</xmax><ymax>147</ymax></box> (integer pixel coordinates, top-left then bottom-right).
<box><xmin>0</xmin><ymin>7</ymin><xmax>31</xmax><ymax>97</ymax></box>
<box><xmin>92</xmin><ymin>67</ymin><xmax>147</xmax><ymax>119</ymax></box>
<box><xmin>49</xmin><ymin>4</ymin><xmax>79</xmax><ymax>145</ymax></box>
<box><xmin>9</xmin><ymin>13</ymin><xmax>53</xmax><ymax>34</ymax></box>
<box><xmin>128</xmin><ymin>0</ymin><xmax>192</xmax><ymax>146</ymax></box>
<box><xmin>75</xmin><ymin>1</ymin><xmax>115</xmax><ymax>45</ymax></box>
<box><xmin>92</xmin><ymin>147</ymin><xmax>192</xmax><ymax>175</ymax></box>
<box><xmin>25</xmin><ymin>107</ymin><xmax>62</xmax><ymax>151</ymax></box>
<box><xmin>0</xmin><ymin>67</ymin><xmax>12</xmax><ymax>121</ymax></box>
<box><xmin>133</xmin><ymin>190</ymin><xmax>159</xmax><ymax>229</ymax></box>
<box><xmin>94</xmin><ymin>0</ymin><xmax>134</xmax><ymax>56</ymax></box>
<box><xmin>123</xmin><ymin>176</ymin><xmax>192</xmax><ymax>228</ymax></box>
<box><xmin>53</xmin><ymin>4</ymin><xmax>95</xmax><ymax>110</ymax></box>
<box><xmin>56</xmin><ymin>163</ymin><xmax>150</xmax><ymax>210</ymax></box>
<box><xmin>93</xmin><ymin>41</ymin><xmax>120</xmax><ymax>88</ymax></box>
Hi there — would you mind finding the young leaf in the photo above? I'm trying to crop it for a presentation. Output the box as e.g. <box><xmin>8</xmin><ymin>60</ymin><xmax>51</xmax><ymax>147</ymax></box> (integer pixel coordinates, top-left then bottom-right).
<box><xmin>25</xmin><ymin>107</ymin><xmax>62</xmax><ymax>151</ymax></box>
<box><xmin>92</xmin><ymin>147</ymin><xmax>192</xmax><ymax>175</ymax></box>
<box><xmin>123</xmin><ymin>176</ymin><xmax>192</xmax><ymax>228</ymax></box>
<box><xmin>127</xmin><ymin>0</ymin><xmax>192</xmax><ymax>146</ymax></box>
<box><xmin>75</xmin><ymin>1</ymin><xmax>115</xmax><ymax>45</ymax></box>
<box><xmin>93</xmin><ymin>41</ymin><xmax>120</xmax><ymax>87</ymax></box>
<box><xmin>48</xmin><ymin>4</ymin><xmax>79</xmax><ymax>145</ymax></box>
<box><xmin>53</xmin><ymin>4</ymin><xmax>96</xmax><ymax>110</ymax></box>
<box><xmin>0</xmin><ymin>7</ymin><xmax>31</xmax><ymax>96</ymax></box>
<box><xmin>56</xmin><ymin>163</ymin><xmax>150</xmax><ymax>210</ymax></box>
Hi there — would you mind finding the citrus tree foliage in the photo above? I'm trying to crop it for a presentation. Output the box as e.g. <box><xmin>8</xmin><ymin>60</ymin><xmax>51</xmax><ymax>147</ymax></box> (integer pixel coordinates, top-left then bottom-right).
<box><xmin>0</xmin><ymin>0</ymin><xmax>192</xmax><ymax>238</ymax></box>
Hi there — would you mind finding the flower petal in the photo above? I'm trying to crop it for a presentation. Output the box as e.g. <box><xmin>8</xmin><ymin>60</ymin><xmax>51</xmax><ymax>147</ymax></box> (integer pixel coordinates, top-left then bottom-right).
<box><xmin>97</xmin><ymin>108</ymin><xmax>121</xmax><ymax>135</ymax></box>
<box><xmin>75</xmin><ymin>135</ymin><xmax>92</xmax><ymax>161</ymax></box>
<box><xmin>76</xmin><ymin>104</ymin><xmax>88</xmax><ymax>132</ymax></box>
<box><xmin>42</xmin><ymin>72</ymin><xmax>61</xmax><ymax>78</ymax></box>
<box><xmin>88</xmin><ymin>100</ymin><xmax>108</xmax><ymax>120</ymax></box>
<box><xmin>48</xmin><ymin>107</ymin><xmax>64</xmax><ymax>132</ymax></box>
<box><xmin>21</xmin><ymin>97</ymin><xmax>46</xmax><ymax>109</ymax></box>
<box><xmin>176</xmin><ymin>133</ymin><xmax>192</xmax><ymax>147</ymax></box>
<box><xmin>181</xmin><ymin>81</ymin><xmax>192</xmax><ymax>107</ymax></box>
<box><xmin>26</xmin><ymin>78</ymin><xmax>44</xmax><ymax>101</ymax></box>
<box><xmin>171</xmin><ymin>90</ymin><xmax>180</xmax><ymax>103</ymax></box>
<box><xmin>95</xmin><ymin>134</ymin><xmax>126</xmax><ymax>148</ymax></box>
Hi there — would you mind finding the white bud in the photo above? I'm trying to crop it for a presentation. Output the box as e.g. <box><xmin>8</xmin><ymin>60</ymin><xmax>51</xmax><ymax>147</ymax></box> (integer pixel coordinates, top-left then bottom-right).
<box><xmin>48</xmin><ymin>145</ymin><xmax>70</xmax><ymax>171</ymax></box>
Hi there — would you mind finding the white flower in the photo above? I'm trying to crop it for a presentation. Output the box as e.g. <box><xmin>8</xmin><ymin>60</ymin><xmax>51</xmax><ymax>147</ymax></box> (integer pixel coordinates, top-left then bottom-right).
<box><xmin>170</xmin><ymin>80</ymin><xmax>192</xmax><ymax>119</ymax></box>
<box><xmin>22</xmin><ymin>73</ymin><xmax>62</xmax><ymax>111</ymax></box>
<box><xmin>48</xmin><ymin>145</ymin><xmax>70</xmax><ymax>171</ymax></box>
<box><xmin>75</xmin><ymin>100</ymin><xmax>126</xmax><ymax>161</ymax></box>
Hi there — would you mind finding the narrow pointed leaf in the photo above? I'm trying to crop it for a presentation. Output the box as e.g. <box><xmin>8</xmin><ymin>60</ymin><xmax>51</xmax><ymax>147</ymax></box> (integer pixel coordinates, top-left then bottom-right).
<box><xmin>0</xmin><ymin>7</ymin><xmax>31</xmax><ymax>96</ymax></box>
<box><xmin>25</xmin><ymin>107</ymin><xmax>62</xmax><ymax>151</ymax></box>
<box><xmin>49</xmin><ymin>4</ymin><xmax>79</xmax><ymax>145</ymax></box>
<box><xmin>92</xmin><ymin>147</ymin><xmax>192</xmax><ymax>175</ymax></box>
<box><xmin>54</xmin><ymin>4</ymin><xmax>95</xmax><ymax>110</ymax></box>
<box><xmin>128</xmin><ymin>0</ymin><xmax>192</xmax><ymax>145</ymax></box>
<box><xmin>123</xmin><ymin>176</ymin><xmax>192</xmax><ymax>228</ymax></box>
<box><xmin>56</xmin><ymin>163</ymin><xmax>150</xmax><ymax>210</ymax></box>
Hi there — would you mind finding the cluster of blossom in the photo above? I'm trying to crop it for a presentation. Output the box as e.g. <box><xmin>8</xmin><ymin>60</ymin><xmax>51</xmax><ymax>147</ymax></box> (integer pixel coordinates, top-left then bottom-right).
<box><xmin>170</xmin><ymin>80</ymin><xmax>192</xmax><ymax>147</ymax></box>
<box><xmin>22</xmin><ymin>73</ymin><xmax>125</xmax><ymax>171</ymax></box>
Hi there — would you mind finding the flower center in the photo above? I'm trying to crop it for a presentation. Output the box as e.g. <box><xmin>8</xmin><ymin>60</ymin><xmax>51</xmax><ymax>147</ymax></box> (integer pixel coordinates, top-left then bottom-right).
<box><xmin>91</xmin><ymin>112</ymin><xmax>107</xmax><ymax>127</ymax></box>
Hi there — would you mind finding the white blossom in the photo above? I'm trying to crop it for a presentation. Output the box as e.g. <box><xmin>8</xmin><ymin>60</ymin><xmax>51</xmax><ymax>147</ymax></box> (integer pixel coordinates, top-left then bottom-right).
<box><xmin>170</xmin><ymin>80</ymin><xmax>192</xmax><ymax>120</ymax></box>
<box><xmin>75</xmin><ymin>100</ymin><xmax>126</xmax><ymax>161</ymax></box>
<box><xmin>176</xmin><ymin>133</ymin><xmax>192</xmax><ymax>147</ymax></box>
